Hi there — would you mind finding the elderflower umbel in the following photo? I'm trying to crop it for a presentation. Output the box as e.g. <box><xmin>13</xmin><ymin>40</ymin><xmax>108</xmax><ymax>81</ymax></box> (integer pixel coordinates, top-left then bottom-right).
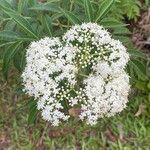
<box><xmin>22</xmin><ymin>23</ymin><xmax>130</xmax><ymax>126</ymax></box>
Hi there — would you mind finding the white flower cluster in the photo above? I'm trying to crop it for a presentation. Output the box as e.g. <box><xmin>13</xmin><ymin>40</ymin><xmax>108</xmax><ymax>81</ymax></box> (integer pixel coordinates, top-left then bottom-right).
<box><xmin>22</xmin><ymin>23</ymin><xmax>130</xmax><ymax>126</ymax></box>
<box><xmin>22</xmin><ymin>37</ymin><xmax>75</xmax><ymax>126</ymax></box>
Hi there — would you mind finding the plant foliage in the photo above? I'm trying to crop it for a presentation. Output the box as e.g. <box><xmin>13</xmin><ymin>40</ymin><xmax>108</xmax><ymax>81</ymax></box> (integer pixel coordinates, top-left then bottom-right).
<box><xmin>0</xmin><ymin>0</ymin><xmax>148</xmax><ymax>124</ymax></box>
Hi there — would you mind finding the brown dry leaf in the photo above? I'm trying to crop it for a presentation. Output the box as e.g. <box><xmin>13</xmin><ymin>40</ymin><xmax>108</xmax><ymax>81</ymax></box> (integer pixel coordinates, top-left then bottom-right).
<box><xmin>132</xmin><ymin>10</ymin><xmax>150</xmax><ymax>52</ymax></box>
<box><xmin>0</xmin><ymin>132</ymin><xmax>10</xmax><ymax>150</ymax></box>
<box><xmin>82</xmin><ymin>130</ymin><xmax>97</xmax><ymax>138</ymax></box>
<box><xmin>49</xmin><ymin>130</ymin><xmax>62</xmax><ymax>137</ymax></box>
<box><xmin>117</xmin><ymin>124</ymin><xmax>124</xmax><ymax>141</ymax></box>
<box><xmin>62</xmin><ymin>128</ymin><xmax>76</xmax><ymax>135</ymax></box>
<box><xmin>117</xmin><ymin>124</ymin><xmax>128</xmax><ymax>143</ymax></box>
<box><xmin>105</xmin><ymin>128</ymin><xmax>118</xmax><ymax>142</ymax></box>
<box><xmin>36</xmin><ymin>140</ymin><xmax>47</xmax><ymax>150</ymax></box>
<box><xmin>142</xmin><ymin>24</ymin><xmax>150</xmax><ymax>30</ymax></box>
<box><xmin>132</xmin><ymin>11</ymin><xmax>150</xmax><ymax>53</ymax></box>
<box><xmin>49</xmin><ymin>128</ymin><xmax>76</xmax><ymax>138</ymax></box>
<box><xmin>69</xmin><ymin>108</ymin><xmax>81</xmax><ymax>117</ymax></box>
<box><xmin>135</xmin><ymin>104</ymin><xmax>146</xmax><ymax>116</ymax></box>
<box><xmin>76</xmin><ymin>141</ymin><xmax>82</xmax><ymax>150</ymax></box>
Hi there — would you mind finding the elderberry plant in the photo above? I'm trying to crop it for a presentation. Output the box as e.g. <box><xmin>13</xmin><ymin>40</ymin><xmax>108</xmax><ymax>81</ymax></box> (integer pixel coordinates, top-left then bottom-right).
<box><xmin>22</xmin><ymin>23</ymin><xmax>130</xmax><ymax>126</ymax></box>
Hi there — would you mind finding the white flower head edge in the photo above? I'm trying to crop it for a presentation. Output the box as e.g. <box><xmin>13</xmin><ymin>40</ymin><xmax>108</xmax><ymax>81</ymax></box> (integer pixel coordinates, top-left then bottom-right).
<box><xmin>22</xmin><ymin>23</ymin><xmax>130</xmax><ymax>126</ymax></box>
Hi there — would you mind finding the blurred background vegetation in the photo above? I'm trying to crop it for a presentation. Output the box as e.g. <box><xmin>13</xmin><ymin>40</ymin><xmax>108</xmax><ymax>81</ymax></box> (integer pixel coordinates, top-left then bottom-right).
<box><xmin>0</xmin><ymin>0</ymin><xmax>150</xmax><ymax>149</ymax></box>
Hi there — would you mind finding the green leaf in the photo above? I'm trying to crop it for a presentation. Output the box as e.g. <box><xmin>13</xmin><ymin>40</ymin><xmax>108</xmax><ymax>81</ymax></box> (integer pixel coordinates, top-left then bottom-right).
<box><xmin>0</xmin><ymin>0</ymin><xmax>16</xmax><ymax>13</ymax></box>
<box><xmin>75</xmin><ymin>0</ymin><xmax>84</xmax><ymax>6</ymax></box>
<box><xmin>95</xmin><ymin>0</ymin><xmax>114</xmax><ymax>22</ymax></box>
<box><xmin>4</xmin><ymin>20</ymin><xmax>16</xmax><ymax>31</ymax></box>
<box><xmin>0</xmin><ymin>0</ymin><xmax>13</xmax><ymax>10</ymax></box>
<box><xmin>29</xmin><ymin>2</ymin><xmax>60</xmax><ymax>12</ymax></box>
<box><xmin>128</xmin><ymin>59</ymin><xmax>148</xmax><ymax>81</ymax></box>
<box><xmin>128</xmin><ymin>49</ymin><xmax>146</xmax><ymax>59</ymax></box>
<box><xmin>54</xmin><ymin>29</ymin><xmax>64</xmax><ymax>36</ymax></box>
<box><xmin>13</xmin><ymin>47</ymin><xmax>26</xmax><ymax>72</ymax></box>
<box><xmin>147</xmin><ymin>82</ymin><xmax>150</xmax><ymax>90</ymax></box>
<box><xmin>127</xmin><ymin>63</ymin><xmax>135</xmax><ymax>82</ymax></box>
<box><xmin>2</xmin><ymin>42</ymin><xmax>22</xmax><ymax>79</ymax></box>
<box><xmin>100</xmin><ymin>18</ymin><xmax>127</xmax><ymax>28</ymax></box>
<box><xmin>28</xmin><ymin>107</ymin><xmax>38</xmax><ymax>125</ymax></box>
<box><xmin>18</xmin><ymin>0</ymin><xmax>28</xmax><ymax>13</ymax></box>
<box><xmin>41</xmin><ymin>15</ymin><xmax>53</xmax><ymax>37</ymax></box>
<box><xmin>27</xmin><ymin>0</ymin><xmax>36</xmax><ymax>6</ymax></box>
<box><xmin>0</xmin><ymin>30</ymin><xmax>34</xmax><ymax>41</ymax></box>
<box><xmin>84</xmin><ymin>0</ymin><xmax>93</xmax><ymax>22</ymax></box>
<box><xmin>135</xmin><ymin>80</ymin><xmax>148</xmax><ymax>91</ymax></box>
<box><xmin>61</xmin><ymin>0</ymin><xmax>70</xmax><ymax>10</ymax></box>
<box><xmin>51</xmin><ymin>13</ymin><xmax>63</xmax><ymax>21</ymax></box>
<box><xmin>59</xmin><ymin>8</ymin><xmax>81</xmax><ymax>24</ymax></box>
<box><xmin>27</xmin><ymin>98</ymin><xmax>38</xmax><ymax>125</ymax></box>
<box><xmin>26</xmin><ymin>98</ymin><xmax>36</xmax><ymax>108</ymax></box>
<box><xmin>113</xmin><ymin>35</ymin><xmax>130</xmax><ymax>44</ymax></box>
<box><xmin>113</xmin><ymin>27</ymin><xmax>131</xmax><ymax>35</ymax></box>
<box><xmin>0</xmin><ymin>31</ymin><xmax>21</xmax><ymax>40</ymax></box>
<box><xmin>13</xmin><ymin>52</ymin><xmax>22</xmax><ymax>72</ymax></box>
<box><xmin>0</xmin><ymin>41</ymin><xmax>17</xmax><ymax>48</ymax></box>
<box><xmin>3</xmin><ymin>10</ymin><xmax>38</xmax><ymax>39</ymax></box>
<box><xmin>47</xmin><ymin>0</ymin><xmax>60</xmax><ymax>2</ymax></box>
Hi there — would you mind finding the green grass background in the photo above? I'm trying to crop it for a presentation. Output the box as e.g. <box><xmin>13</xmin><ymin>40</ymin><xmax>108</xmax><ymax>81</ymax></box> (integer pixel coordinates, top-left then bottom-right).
<box><xmin>0</xmin><ymin>63</ymin><xmax>150</xmax><ymax>150</ymax></box>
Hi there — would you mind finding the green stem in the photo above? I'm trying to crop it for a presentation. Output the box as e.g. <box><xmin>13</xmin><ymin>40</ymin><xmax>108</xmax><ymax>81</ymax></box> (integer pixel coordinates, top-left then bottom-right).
<box><xmin>78</xmin><ymin>73</ymin><xmax>88</xmax><ymax>78</ymax></box>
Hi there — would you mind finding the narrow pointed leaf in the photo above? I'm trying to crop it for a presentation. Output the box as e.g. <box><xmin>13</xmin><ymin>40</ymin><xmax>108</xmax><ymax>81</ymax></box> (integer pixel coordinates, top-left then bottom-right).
<box><xmin>0</xmin><ymin>41</ymin><xmax>17</xmax><ymax>48</ymax></box>
<box><xmin>95</xmin><ymin>0</ymin><xmax>114</xmax><ymax>22</ymax></box>
<box><xmin>3</xmin><ymin>10</ymin><xmax>38</xmax><ymax>39</ymax></box>
<box><xmin>128</xmin><ymin>49</ymin><xmax>146</xmax><ymax>59</ymax></box>
<box><xmin>47</xmin><ymin>0</ymin><xmax>60</xmax><ymax>2</ymax></box>
<box><xmin>59</xmin><ymin>8</ymin><xmax>81</xmax><ymax>24</ymax></box>
<box><xmin>100</xmin><ymin>18</ymin><xmax>128</xmax><ymax>28</ymax></box>
<box><xmin>28</xmin><ymin>0</ymin><xmax>36</xmax><ymax>6</ymax></box>
<box><xmin>84</xmin><ymin>0</ymin><xmax>93</xmax><ymax>22</ymax></box>
<box><xmin>75</xmin><ymin>0</ymin><xmax>84</xmax><ymax>6</ymax></box>
<box><xmin>113</xmin><ymin>27</ymin><xmax>131</xmax><ymax>35</ymax></box>
<box><xmin>18</xmin><ymin>0</ymin><xmax>28</xmax><ymax>13</ymax></box>
<box><xmin>51</xmin><ymin>13</ymin><xmax>63</xmax><ymax>21</ymax></box>
<box><xmin>29</xmin><ymin>2</ymin><xmax>60</xmax><ymax>12</ymax></box>
<box><xmin>0</xmin><ymin>30</ymin><xmax>34</xmax><ymax>41</ymax></box>
<box><xmin>0</xmin><ymin>0</ymin><xmax>13</xmax><ymax>10</ymax></box>
<box><xmin>0</xmin><ymin>0</ymin><xmax>16</xmax><ymax>13</ymax></box>
<box><xmin>28</xmin><ymin>105</ymin><xmax>38</xmax><ymax>124</ymax></box>
<box><xmin>13</xmin><ymin>48</ymin><xmax>26</xmax><ymax>72</ymax></box>
<box><xmin>113</xmin><ymin>35</ymin><xmax>130</xmax><ymax>44</ymax></box>
<box><xmin>128</xmin><ymin>59</ymin><xmax>148</xmax><ymax>81</ymax></box>
<box><xmin>27</xmin><ymin>98</ymin><xmax>38</xmax><ymax>124</ymax></box>
<box><xmin>3</xmin><ymin>42</ymin><xmax>22</xmax><ymax>79</ymax></box>
<box><xmin>42</xmin><ymin>15</ymin><xmax>53</xmax><ymax>36</ymax></box>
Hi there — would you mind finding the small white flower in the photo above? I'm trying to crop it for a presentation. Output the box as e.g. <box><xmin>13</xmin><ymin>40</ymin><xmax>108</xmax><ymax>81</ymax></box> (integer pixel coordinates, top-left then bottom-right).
<box><xmin>22</xmin><ymin>23</ymin><xmax>130</xmax><ymax>126</ymax></box>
